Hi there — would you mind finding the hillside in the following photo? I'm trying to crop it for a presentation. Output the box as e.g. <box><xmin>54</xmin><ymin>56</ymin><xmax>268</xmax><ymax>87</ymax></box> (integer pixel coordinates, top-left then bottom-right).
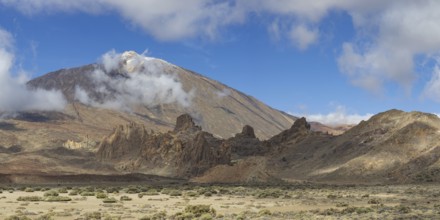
<box><xmin>258</xmin><ymin>110</ymin><xmax>440</xmax><ymax>184</ymax></box>
<box><xmin>25</xmin><ymin>51</ymin><xmax>296</xmax><ymax>142</ymax></box>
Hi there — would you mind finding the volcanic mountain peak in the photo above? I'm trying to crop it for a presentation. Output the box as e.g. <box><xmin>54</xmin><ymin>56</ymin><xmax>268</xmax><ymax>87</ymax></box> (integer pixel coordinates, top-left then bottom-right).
<box><xmin>119</xmin><ymin>50</ymin><xmax>170</xmax><ymax>73</ymax></box>
<box><xmin>26</xmin><ymin>50</ymin><xmax>297</xmax><ymax>139</ymax></box>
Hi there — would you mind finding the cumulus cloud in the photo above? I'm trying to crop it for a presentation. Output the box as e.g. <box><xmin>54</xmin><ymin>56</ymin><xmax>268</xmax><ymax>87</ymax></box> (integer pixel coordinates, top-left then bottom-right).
<box><xmin>3</xmin><ymin>0</ymin><xmax>440</xmax><ymax>96</ymax></box>
<box><xmin>0</xmin><ymin>0</ymin><xmax>243</xmax><ymax>41</ymax></box>
<box><xmin>337</xmin><ymin>1</ymin><xmax>440</xmax><ymax>93</ymax></box>
<box><xmin>74</xmin><ymin>50</ymin><xmax>193</xmax><ymax>111</ymax></box>
<box><xmin>0</xmin><ymin>28</ymin><xmax>66</xmax><ymax>113</ymax></box>
<box><xmin>294</xmin><ymin>105</ymin><xmax>373</xmax><ymax>126</ymax></box>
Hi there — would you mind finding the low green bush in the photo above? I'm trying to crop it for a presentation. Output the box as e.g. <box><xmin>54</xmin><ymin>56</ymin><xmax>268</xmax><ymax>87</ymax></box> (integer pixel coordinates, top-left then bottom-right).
<box><xmin>17</xmin><ymin>196</ymin><xmax>43</xmax><ymax>202</ymax></box>
<box><xmin>169</xmin><ymin>190</ymin><xmax>182</xmax><ymax>197</ymax></box>
<box><xmin>106</xmin><ymin>187</ymin><xmax>120</xmax><ymax>194</ymax></box>
<box><xmin>58</xmin><ymin>188</ymin><xmax>68</xmax><ymax>194</ymax></box>
<box><xmin>397</xmin><ymin>205</ymin><xmax>411</xmax><ymax>214</ymax></box>
<box><xmin>368</xmin><ymin>198</ymin><xmax>381</xmax><ymax>204</ymax></box>
<box><xmin>256</xmin><ymin>189</ymin><xmax>283</xmax><ymax>199</ymax></box>
<box><xmin>125</xmin><ymin>187</ymin><xmax>140</xmax><ymax>194</ymax></box>
<box><xmin>341</xmin><ymin>206</ymin><xmax>373</xmax><ymax>215</ymax></box>
<box><xmin>258</xmin><ymin>209</ymin><xmax>272</xmax><ymax>216</ymax></box>
<box><xmin>80</xmin><ymin>192</ymin><xmax>95</xmax><ymax>196</ymax></box>
<box><xmin>45</xmin><ymin>196</ymin><xmax>72</xmax><ymax>202</ymax></box>
<box><xmin>68</xmin><ymin>190</ymin><xmax>78</xmax><ymax>196</ymax></box>
<box><xmin>84</xmin><ymin>212</ymin><xmax>101</xmax><ymax>219</ymax></box>
<box><xmin>96</xmin><ymin>192</ymin><xmax>108</xmax><ymax>199</ymax></box>
<box><xmin>144</xmin><ymin>189</ymin><xmax>159</xmax><ymax>196</ymax></box>
<box><xmin>5</xmin><ymin>215</ymin><xmax>32</xmax><ymax>220</ymax></box>
<box><xmin>43</xmin><ymin>191</ymin><xmax>59</xmax><ymax>197</ymax></box>
<box><xmin>120</xmin><ymin>195</ymin><xmax>132</xmax><ymax>201</ymax></box>
<box><xmin>102</xmin><ymin>197</ymin><xmax>117</xmax><ymax>203</ymax></box>
<box><xmin>184</xmin><ymin>205</ymin><xmax>216</xmax><ymax>218</ymax></box>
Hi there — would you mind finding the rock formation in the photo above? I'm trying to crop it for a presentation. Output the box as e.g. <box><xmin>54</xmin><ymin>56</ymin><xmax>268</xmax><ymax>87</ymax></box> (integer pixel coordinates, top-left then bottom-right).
<box><xmin>265</xmin><ymin>117</ymin><xmax>312</xmax><ymax>148</ymax></box>
<box><xmin>224</xmin><ymin>125</ymin><xmax>268</xmax><ymax>159</ymax></box>
<box><xmin>97</xmin><ymin>114</ymin><xmax>230</xmax><ymax>177</ymax></box>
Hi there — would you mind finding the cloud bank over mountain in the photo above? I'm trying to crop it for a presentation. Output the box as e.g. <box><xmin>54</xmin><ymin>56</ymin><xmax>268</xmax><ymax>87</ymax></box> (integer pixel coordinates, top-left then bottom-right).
<box><xmin>293</xmin><ymin>105</ymin><xmax>373</xmax><ymax>126</ymax></box>
<box><xmin>2</xmin><ymin>0</ymin><xmax>440</xmax><ymax>100</ymax></box>
<box><xmin>74</xmin><ymin>50</ymin><xmax>193</xmax><ymax>111</ymax></box>
<box><xmin>0</xmin><ymin>28</ymin><xmax>66</xmax><ymax>113</ymax></box>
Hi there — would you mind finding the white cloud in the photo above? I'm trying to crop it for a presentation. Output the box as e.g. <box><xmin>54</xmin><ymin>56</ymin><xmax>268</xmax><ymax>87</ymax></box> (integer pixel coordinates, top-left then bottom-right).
<box><xmin>0</xmin><ymin>0</ymin><xmax>243</xmax><ymax>41</ymax></box>
<box><xmin>294</xmin><ymin>105</ymin><xmax>373</xmax><ymax>125</ymax></box>
<box><xmin>289</xmin><ymin>25</ymin><xmax>318</xmax><ymax>50</ymax></box>
<box><xmin>74</xmin><ymin>50</ymin><xmax>193</xmax><ymax>111</ymax></box>
<box><xmin>104</xmin><ymin>0</ymin><xmax>244</xmax><ymax>41</ymax></box>
<box><xmin>337</xmin><ymin>1</ymin><xmax>440</xmax><ymax>93</ymax></box>
<box><xmin>0</xmin><ymin>0</ymin><xmax>104</xmax><ymax>14</ymax></box>
<box><xmin>3</xmin><ymin>0</ymin><xmax>440</xmax><ymax>96</ymax></box>
<box><xmin>423</xmin><ymin>65</ymin><xmax>440</xmax><ymax>102</ymax></box>
<box><xmin>0</xmin><ymin>28</ymin><xmax>66</xmax><ymax>113</ymax></box>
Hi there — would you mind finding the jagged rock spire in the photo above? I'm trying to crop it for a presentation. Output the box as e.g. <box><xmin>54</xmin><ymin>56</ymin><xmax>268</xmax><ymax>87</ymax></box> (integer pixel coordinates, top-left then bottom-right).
<box><xmin>174</xmin><ymin>114</ymin><xmax>201</xmax><ymax>133</ymax></box>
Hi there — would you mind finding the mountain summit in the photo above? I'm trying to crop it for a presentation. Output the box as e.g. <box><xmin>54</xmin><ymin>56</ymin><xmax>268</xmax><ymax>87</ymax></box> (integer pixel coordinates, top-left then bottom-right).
<box><xmin>25</xmin><ymin>51</ymin><xmax>296</xmax><ymax>141</ymax></box>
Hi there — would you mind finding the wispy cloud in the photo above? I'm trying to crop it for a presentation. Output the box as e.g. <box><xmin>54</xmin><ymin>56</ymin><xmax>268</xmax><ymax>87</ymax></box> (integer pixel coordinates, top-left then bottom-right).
<box><xmin>289</xmin><ymin>24</ymin><xmax>318</xmax><ymax>50</ymax></box>
<box><xmin>215</xmin><ymin>88</ymin><xmax>231</xmax><ymax>98</ymax></box>
<box><xmin>0</xmin><ymin>28</ymin><xmax>66</xmax><ymax>113</ymax></box>
<box><xmin>423</xmin><ymin>65</ymin><xmax>440</xmax><ymax>102</ymax></box>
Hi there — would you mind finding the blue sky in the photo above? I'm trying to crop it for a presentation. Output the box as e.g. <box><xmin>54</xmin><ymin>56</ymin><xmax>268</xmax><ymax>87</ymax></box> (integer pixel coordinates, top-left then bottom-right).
<box><xmin>1</xmin><ymin>1</ymin><xmax>440</xmax><ymax>124</ymax></box>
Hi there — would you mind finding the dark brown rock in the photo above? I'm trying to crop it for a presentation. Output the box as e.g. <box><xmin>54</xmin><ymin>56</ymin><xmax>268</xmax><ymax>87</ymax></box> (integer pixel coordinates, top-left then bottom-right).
<box><xmin>291</xmin><ymin>117</ymin><xmax>310</xmax><ymax>131</ymax></box>
<box><xmin>236</xmin><ymin>125</ymin><xmax>256</xmax><ymax>139</ymax></box>
<box><xmin>174</xmin><ymin>114</ymin><xmax>201</xmax><ymax>133</ymax></box>
<box><xmin>97</xmin><ymin>114</ymin><xmax>229</xmax><ymax>178</ymax></box>
<box><xmin>267</xmin><ymin>117</ymin><xmax>311</xmax><ymax>145</ymax></box>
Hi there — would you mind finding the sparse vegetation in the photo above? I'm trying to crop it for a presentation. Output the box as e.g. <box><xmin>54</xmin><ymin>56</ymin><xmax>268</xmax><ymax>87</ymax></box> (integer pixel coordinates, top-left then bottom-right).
<box><xmin>80</xmin><ymin>192</ymin><xmax>95</xmax><ymax>196</ymax></box>
<box><xmin>45</xmin><ymin>196</ymin><xmax>72</xmax><ymax>202</ymax></box>
<box><xmin>184</xmin><ymin>205</ymin><xmax>216</xmax><ymax>218</ymax></box>
<box><xmin>0</xmin><ymin>184</ymin><xmax>440</xmax><ymax>219</ymax></box>
<box><xmin>168</xmin><ymin>190</ymin><xmax>182</xmax><ymax>197</ymax></box>
<box><xmin>17</xmin><ymin>196</ymin><xmax>43</xmax><ymax>201</ymax></box>
<box><xmin>43</xmin><ymin>191</ymin><xmax>58</xmax><ymax>197</ymax></box>
<box><xmin>58</xmin><ymin>188</ymin><xmax>68</xmax><ymax>193</ymax></box>
<box><xmin>5</xmin><ymin>215</ymin><xmax>32</xmax><ymax>220</ymax></box>
<box><xmin>120</xmin><ymin>195</ymin><xmax>132</xmax><ymax>201</ymax></box>
<box><xmin>69</xmin><ymin>190</ymin><xmax>79</xmax><ymax>196</ymax></box>
<box><xmin>96</xmin><ymin>192</ymin><xmax>108</xmax><ymax>199</ymax></box>
<box><xmin>102</xmin><ymin>197</ymin><xmax>118</xmax><ymax>203</ymax></box>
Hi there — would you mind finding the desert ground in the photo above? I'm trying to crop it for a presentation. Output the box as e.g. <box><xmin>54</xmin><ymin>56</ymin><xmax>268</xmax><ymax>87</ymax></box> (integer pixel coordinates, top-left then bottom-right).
<box><xmin>1</xmin><ymin>183</ymin><xmax>439</xmax><ymax>219</ymax></box>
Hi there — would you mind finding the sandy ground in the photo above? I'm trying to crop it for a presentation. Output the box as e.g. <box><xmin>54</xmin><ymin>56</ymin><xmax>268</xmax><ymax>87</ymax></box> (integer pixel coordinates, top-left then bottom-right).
<box><xmin>1</xmin><ymin>184</ymin><xmax>440</xmax><ymax>219</ymax></box>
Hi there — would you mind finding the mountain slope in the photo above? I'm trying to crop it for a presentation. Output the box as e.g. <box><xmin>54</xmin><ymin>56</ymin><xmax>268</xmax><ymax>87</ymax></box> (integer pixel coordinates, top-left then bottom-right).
<box><xmin>26</xmin><ymin>51</ymin><xmax>296</xmax><ymax>142</ymax></box>
<box><xmin>265</xmin><ymin>110</ymin><xmax>440</xmax><ymax>183</ymax></box>
<box><xmin>194</xmin><ymin>110</ymin><xmax>440</xmax><ymax>184</ymax></box>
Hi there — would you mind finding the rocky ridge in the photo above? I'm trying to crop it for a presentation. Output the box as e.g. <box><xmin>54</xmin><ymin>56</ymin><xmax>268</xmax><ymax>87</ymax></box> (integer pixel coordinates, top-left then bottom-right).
<box><xmin>97</xmin><ymin>114</ymin><xmax>230</xmax><ymax>177</ymax></box>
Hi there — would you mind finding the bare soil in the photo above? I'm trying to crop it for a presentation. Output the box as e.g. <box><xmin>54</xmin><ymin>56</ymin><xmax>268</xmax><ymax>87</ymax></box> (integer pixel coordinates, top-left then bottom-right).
<box><xmin>1</xmin><ymin>183</ymin><xmax>440</xmax><ymax>219</ymax></box>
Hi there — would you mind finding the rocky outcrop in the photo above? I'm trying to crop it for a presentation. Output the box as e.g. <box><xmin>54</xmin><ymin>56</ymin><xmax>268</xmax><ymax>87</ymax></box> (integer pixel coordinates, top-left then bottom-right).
<box><xmin>173</xmin><ymin>114</ymin><xmax>201</xmax><ymax>133</ymax></box>
<box><xmin>97</xmin><ymin>114</ymin><xmax>230</xmax><ymax>177</ymax></box>
<box><xmin>224</xmin><ymin>125</ymin><xmax>267</xmax><ymax>159</ymax></box>
<box><xmin>95</xmin><ymin>110</ymin><xmax>440</xmax><ymax>184</ymax></box>
<box><xmin>266</xmin><ymin>117</ymin><xmax>311</xmax><ymax>146</ymax></box>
